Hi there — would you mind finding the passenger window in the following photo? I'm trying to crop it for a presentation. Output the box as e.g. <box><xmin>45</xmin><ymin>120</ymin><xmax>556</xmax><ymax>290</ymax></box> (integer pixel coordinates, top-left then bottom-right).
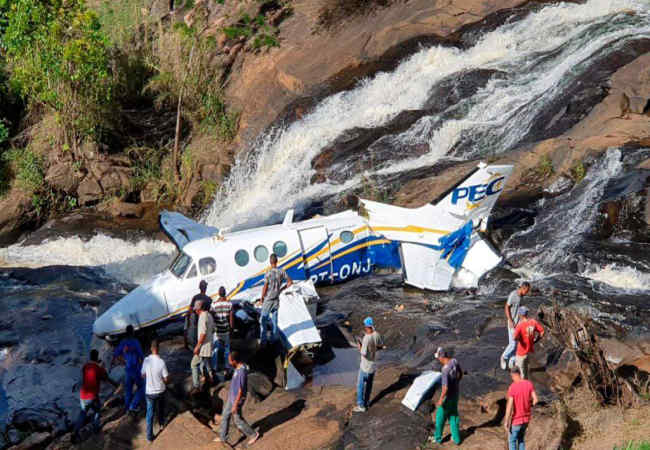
<box><xmin>273</xmin><ymin>240</ymin><xmax>288</xmax><ymax>258</ymax></box>
<box><xmin>186</xmin><ymin>264</ymin><xmax>197</xmax><ymax>279</ymax></box>
<box><xmin>340</xmin><ymin>231</ymin><xmax>354</xmax><ymax>243</ymax></box>
<box><xmin>235</xmin><ymin>249</ymin><xmax>249</xmax><ymax>267</ymax></box>
<box><xmin>199</xmin><ymin>257</ymin><xmax>216</xmax><ymax>276</ymax></box>
<box><xmin>254</xmin><ymin>245</ymin><xmax>269</xmax><ymax>263</ymax></box>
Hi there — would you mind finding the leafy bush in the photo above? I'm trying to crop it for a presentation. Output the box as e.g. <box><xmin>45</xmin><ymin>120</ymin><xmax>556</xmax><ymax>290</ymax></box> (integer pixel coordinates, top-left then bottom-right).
<box><xmin>571</xmin><ymin>161</ymin><xmax>586</xmax><ymax>183</ymax></box>
<box><xmin>144</xmin><ymin>22</ymin><xmax>238</xmax><ymax>141</ymax></box>
<box><xmin>2</xmin><ymin>147</ymin><xmax>44</xmax><ymax>193</ymax></box>
<box><xmin>1</xmin><ymin>0</ymin><xmax>114</xmax><ymax>148</ymax></box>
<box><xmin>224</xmin><ymin>13</ymin><xmax>280</xmax><ymax>50</ymax></box>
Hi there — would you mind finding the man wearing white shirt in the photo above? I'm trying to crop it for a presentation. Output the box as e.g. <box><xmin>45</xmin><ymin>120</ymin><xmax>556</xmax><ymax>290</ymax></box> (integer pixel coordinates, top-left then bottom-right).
<box><xmin>141</xmin><ymin>339</ymin><xmax>169</xmax><ymax>442</ymax></box>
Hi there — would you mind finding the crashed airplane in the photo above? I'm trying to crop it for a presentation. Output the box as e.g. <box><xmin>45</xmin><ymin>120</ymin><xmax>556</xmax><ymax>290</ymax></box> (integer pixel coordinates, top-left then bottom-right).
<box><xmin>93</xmin><ymin>162</ymin><xmax>513</xmax><ymax>339</ymax></box>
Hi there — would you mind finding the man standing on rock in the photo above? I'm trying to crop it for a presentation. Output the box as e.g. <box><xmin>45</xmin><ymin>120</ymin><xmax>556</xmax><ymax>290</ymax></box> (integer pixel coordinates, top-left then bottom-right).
<box><xmin>433</xmin><ymin>347</ymin><xmax>463</xmax><ymax>445</ymax></box>
<box><xmin>112</xmin><ymin>325</ymin><xmax>145</xmax><ymax>415</ymax></box>
<box><xmin>141</xmin><ymin>339</ymin><xmax>169</xmax><ymax>443</ymax></box>
<box><xmin>185</xmin><ymin>280</ymin><xmax>212</xmax><ymax>351</ymax></box>
<box><xmin>353</xmin><ymin>317</ymin><xmax>384</xmax><ymax>413</ymax></box>
<box><xmin>513</xmin><ymin>306</ymin><xmax>544</xmax><ymax>379</ymax></box>
<box><xmin>501</xmin><ymin>282</ymin><xmax>531</xmax><ymax>370</ymax></box>
<box><xmin>211</xmin><ymin>286</ymin><xmax>234</xmax><ymax>374</ymax></box>
<box><xmin>504</xmin><ymin>366</ymin><xmax>538</xmax><ymax>450</ymax></box>
<box><xmin>214</xmin><ymin>351</ymin><xmax>260</xmax><ymax>446</ymax></box>
<box><xmin>72</xmin><ymin>349</ymin><xmax>118</xmax><ymax>443</ymax></box>
<box><xmin>259</xmin><ymin>253</ymin><xmax>292</xmax><ymax>347</ymax></box>
<box><xmin>191</xmin><ymin>299</ymin><xmax>215</xmax><ymax>392</ymax></box>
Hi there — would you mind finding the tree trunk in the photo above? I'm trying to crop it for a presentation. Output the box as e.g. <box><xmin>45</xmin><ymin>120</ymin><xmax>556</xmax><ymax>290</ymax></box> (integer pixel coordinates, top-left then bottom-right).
<box><xmin>172</xmin><ymin>41</ymin><xmax>196</xmax><ymax>183</ymax></box>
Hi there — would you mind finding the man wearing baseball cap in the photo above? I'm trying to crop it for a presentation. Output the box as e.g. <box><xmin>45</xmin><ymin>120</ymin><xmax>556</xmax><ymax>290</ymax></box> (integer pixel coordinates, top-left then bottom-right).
<box><xmin>513</xmin><ymin>306</ymin><xmax>544</xmax><ymax>379</ymax></box>
<box><xmin>352</xmin><ymin>317</ymin><xmax>385</xmax><ymax>413</ymax></box>
<box><xmin>433</xmin><ymin>347</ymin><xmax>463</xmax><ymax>445</ymax></box>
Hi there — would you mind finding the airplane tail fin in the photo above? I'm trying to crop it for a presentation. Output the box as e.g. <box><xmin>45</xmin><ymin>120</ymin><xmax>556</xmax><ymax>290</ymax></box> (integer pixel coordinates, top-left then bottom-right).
<box><xmin>360</xmin><ymin>162</ymin><xmax>513</xmax><ymax>291</ymax></box>
<box><xmin>424</xmin><ymin>163</ymin><xmax>514</xmax><ymax>227</ymax></box>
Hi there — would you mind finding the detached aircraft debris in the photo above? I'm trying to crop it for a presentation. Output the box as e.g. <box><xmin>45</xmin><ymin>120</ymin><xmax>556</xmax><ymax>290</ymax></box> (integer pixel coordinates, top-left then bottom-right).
<box><xmin>93</xmin><ymin>162</ymin><xmax>513</xmax><ymax>339</ymax></box>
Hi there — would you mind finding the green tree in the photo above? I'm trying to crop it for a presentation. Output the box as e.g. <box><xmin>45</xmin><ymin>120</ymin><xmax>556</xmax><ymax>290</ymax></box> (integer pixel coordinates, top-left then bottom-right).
<box><xmin>1</xmin><ymin>0</ymin><xmax>113</xmax><ymax>153</ymax></box>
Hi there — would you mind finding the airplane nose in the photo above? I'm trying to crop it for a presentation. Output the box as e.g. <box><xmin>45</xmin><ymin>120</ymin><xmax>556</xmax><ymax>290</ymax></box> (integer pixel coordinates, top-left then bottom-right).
<box><xmin>92</xmin><ymin>311</ymin><xmax>113</xmax><ymax>338</ymax></box>
<box><xmin>93</xmin><ymin>284</ymin><xmax>169</xmax><ymax>339</ymax></box>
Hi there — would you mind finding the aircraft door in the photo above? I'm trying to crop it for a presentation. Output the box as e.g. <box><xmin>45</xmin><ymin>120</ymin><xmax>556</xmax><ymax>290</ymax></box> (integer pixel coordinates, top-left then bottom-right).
<box><xmin>298</xmin><ymin>226</ymin><xmax>332</xmax><ymax>283</ymax></box>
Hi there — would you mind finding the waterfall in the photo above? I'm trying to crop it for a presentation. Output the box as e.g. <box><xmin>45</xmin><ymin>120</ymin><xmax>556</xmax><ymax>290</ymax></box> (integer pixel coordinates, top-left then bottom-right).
<box><xmin>2</xmin><ymin>0</ymin><xmax>649</xmax><ymax>284</ymax></box>
<box><xmin>202</xmin><ymin>0</ymin><xmax>650</xmax><ymax>230</ymax></box>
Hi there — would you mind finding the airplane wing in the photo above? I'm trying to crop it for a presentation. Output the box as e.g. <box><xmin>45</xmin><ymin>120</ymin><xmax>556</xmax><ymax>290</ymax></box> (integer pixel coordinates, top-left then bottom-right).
<box><xmin>159</xmin><ymin>210</ymin><xmax>219</xmax><ymax>250</ymax></box>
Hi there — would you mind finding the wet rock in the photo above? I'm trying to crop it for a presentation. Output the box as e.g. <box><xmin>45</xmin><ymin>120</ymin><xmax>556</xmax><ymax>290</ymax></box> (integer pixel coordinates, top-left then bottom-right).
<box><xmin>0</xmin><ymin>189</ymin><xmax>36</xmax><ymax>247</ymax></box>
<box><xmin>10</xmin><ymin>431</ymin><xmax>51</xmax><ymax>450</ymax></box>
<box><xmin>544</xmin><ymin>176</ymin><xmax>573</xmax><ymax>197</ymax></box>
<box><xmin>312</xmin><ymin>69</ymin><xmax>505</xmax><ymax>183</ymax></box>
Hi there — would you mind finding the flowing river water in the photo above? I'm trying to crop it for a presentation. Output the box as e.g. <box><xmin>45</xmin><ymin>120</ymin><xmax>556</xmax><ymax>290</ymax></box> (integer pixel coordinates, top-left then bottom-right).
<box><xmin>1</xmin><ymin>0</ymin><xmax>650</xmax><ymax>445</ymax></box>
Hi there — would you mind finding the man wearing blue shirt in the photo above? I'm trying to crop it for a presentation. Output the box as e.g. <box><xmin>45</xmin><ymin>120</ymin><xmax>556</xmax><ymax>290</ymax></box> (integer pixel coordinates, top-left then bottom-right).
<box><xmin>112</xmin><ymin>325</ymin><xmax>145</xmax><ymax>414</ymax></box>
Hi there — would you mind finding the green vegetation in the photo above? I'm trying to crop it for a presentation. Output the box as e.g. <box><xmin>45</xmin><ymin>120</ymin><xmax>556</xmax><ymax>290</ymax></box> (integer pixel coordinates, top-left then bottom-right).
<box><xmin>144</xmin><ymin>22</ymin><xmax>238</xmax><ymax>139</ymax></box>
<box><xmin>535</xmin><ymin>154</ymin><xmax>554</xmax><ymax>178</ymax></box>
<box><xmin>223</xmin><ymin>13</ymin><xmax>280</xmax><ymax>50</ymax></box>
<box><xmin>2</xmin><ymin>148</ymin><xmax>44</xmax><ymax>193</ymax></box>
<box><xmin>571</xmin><ymin>160</ymin><xmax>586</xmax><ymax>183</ymax></box>
<box><xmin>614</xmin><ymin>441</ymin><xmax>650</xmax><ymax>450</ymax></box>
<box><xmin>2</xmin><ymin>0</ymin><xmax>114</xmax><ymax>148</ymax></box>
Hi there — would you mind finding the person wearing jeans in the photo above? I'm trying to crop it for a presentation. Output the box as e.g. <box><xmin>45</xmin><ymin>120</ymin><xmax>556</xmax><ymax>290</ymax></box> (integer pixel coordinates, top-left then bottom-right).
<box><xmin>145</xmin><ymin>393</ymin><xmax>166</xmax><ymax>442</ymax></box>
<box><xmin>356</xmin><ymin>370</ymin><xmax>374</xmax><ymax>409</ymax></box>
<box><xmin>504</xmin><ymin>366</ymin><xmax>538</xmax><ymax>450</ymax></box>
<box><xmin>214</xmin><ymin>351</ymin><xmax>259</xmax><ymax>446</ymax></box>
<box><xmin>141</xmin><ymin>339</ymin><xmax>169</xmax><ymax>442</ymax></box>
<box><xmin>353</xmin><ymin>317</ymin><xmax>384</xmax><ymax>413</ymax></box>
<box><xmin>191</xmin><ymin>300</ymin><xmax>214</xmax><ymax>392</ymax></box>
<box><xmin>211</xmin><ymin>286</ymin><xmax>233</xmax><ymax>373</ymax></box>
<box><xmin>213</xmin><ymin>333</ymin><xmax>231</xmax><ymax>372</ymax></box>
<box><xmin>72</xmin><ymin>349</ymin><xmax>118</xmax><ymax>443</ymax></box>
<box><xmin>259</xmin><ymin>254</ymin><xmax>291</xmax><ymax>346</ymax></box>
<box><xmin>500</xmin><ymin>282</ymin><xmax>531</xmax><ymax>370</ymax></box>
<box><xmin>74</xmin><ymin>398</ymin><xmax>101</xmax><ymax>435</ymax></box>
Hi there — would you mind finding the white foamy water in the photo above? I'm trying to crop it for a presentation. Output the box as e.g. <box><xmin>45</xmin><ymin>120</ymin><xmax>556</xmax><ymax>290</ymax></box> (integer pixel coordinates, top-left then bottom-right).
<box><xmin>0</xmin><ymin>234</ymin><xmax>176</xmax><ymax>284</ymax></box>
<box><xmin>584</xmin><ymin>264</ymin><xmax>650</xmax><ymax>291</ymax></box>
<box><xmin>204</xmin><ymin>0</ymin><xmax>650</xmax><ymax>230</ymax></box>
<box><xmin>504</xmin><ymin>148</ymin><xmax>623</xmax><ymax>275</ymax></box>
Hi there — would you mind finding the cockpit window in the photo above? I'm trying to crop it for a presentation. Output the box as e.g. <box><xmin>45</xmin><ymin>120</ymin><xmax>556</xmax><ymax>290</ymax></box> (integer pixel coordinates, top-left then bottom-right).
<box><xmin>170</xmin><ymin>252</ymin><xmax>192</xmax><ymax>278</ymax></box>
<box><xmin>186</xmin><ymin>264</ymin><xmax>197</xmax><ymax>279</ymax></box>
<box><xmin>199</xmin><ymin>257</ymin><xmax>216</xmax><ymax>276</ymax></box>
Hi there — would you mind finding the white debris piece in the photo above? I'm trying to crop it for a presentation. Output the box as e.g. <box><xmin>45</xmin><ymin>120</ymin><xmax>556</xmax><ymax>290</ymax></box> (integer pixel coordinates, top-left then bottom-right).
<box><xmin>278</xmin><ymin>280</ymin><xmax>322</xmax><ymax>349</ymax></box>
<box><xmin>402</xmin><ymin>371</ymin><xmax>442</xmax><ymax>411</ymax></box>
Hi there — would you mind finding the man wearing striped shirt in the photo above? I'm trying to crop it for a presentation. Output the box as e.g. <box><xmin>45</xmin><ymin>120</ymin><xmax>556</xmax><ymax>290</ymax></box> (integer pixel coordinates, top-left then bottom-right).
<box><xmin>211</xmin><ymin>286</ymin><xmax>234</xmax><ymax>373</ymax></box>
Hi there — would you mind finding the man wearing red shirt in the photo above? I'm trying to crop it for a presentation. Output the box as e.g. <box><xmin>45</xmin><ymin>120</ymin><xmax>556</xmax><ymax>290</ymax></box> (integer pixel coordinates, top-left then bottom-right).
<box><xmin>504</xmin><ymin>367</ymin><xmax>538</xmax><ymax>450</ymax></box>
<box><xmin>72</xmin><ymin>350</ymin><xmax>118</xmax><ymax>443</ymax></box>
<box><xmin>513</xmin><ymin>306</ymin><xmax>544</xmax><ymax>379</ymax></box>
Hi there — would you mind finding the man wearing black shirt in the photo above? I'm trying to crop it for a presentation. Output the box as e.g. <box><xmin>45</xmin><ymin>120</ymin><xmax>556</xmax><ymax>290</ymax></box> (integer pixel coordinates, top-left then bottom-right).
<box><xmin>184</xmin><ymin>280</ymin><xmax>212</xmax><ymax>350</ymax></box>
